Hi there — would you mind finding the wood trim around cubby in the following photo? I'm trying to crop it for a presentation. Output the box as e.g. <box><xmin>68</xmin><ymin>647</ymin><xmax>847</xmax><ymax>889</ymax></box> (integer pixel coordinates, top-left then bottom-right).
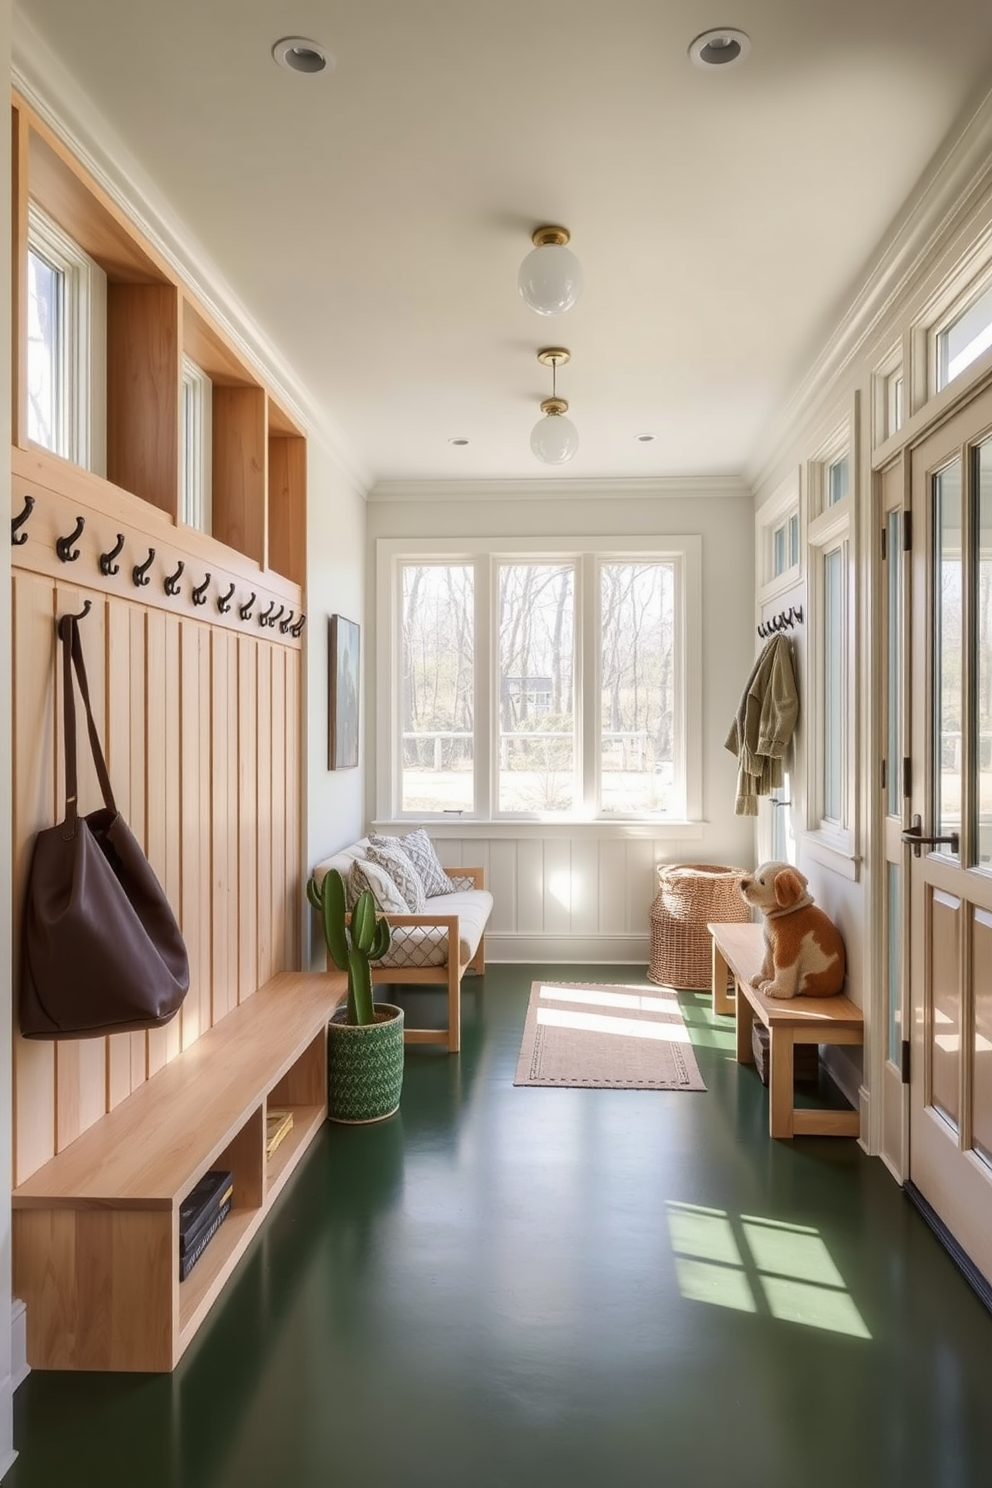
<box><xmin>213</xmin><ymin>385</ymin><xmax>267</xmax><ymax>565</ymax></box>
<box><xmin>268</xmin><ymin>433</ymin><xmax>307</xmax><ymax>585</ymax></box>
<box><xmin>107</xmin><ymin>281</ymin><xmax>181</xmax><ymax>515</ymax></box>
<box><xmin>12</xmin><ymin>102</ymin><xmax>30</xmax><ymax>449</ymax></box>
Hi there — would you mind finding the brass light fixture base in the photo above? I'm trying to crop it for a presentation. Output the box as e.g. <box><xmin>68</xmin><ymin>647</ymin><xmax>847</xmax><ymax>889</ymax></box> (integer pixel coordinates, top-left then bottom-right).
<box><xmin>532</xmin><ymin>226</ymin><xmax>571</xmax><ymax>248</ymax></box>
<box><xmin>540</xmin><ymin>397</ymin><xmax>569</xmax><ymax>417</ymax></box>
<box><xmin>537</xmin><ymin>347</ymin><xmax>570</xmax><ymax>367</ymax></box>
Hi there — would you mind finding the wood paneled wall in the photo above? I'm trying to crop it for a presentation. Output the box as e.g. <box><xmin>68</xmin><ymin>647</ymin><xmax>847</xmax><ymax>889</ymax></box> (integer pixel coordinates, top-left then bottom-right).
<box><xmin>11</xmin><ymin>565</ymin><xmax>302</xmax><ymax>1185</ymax></box>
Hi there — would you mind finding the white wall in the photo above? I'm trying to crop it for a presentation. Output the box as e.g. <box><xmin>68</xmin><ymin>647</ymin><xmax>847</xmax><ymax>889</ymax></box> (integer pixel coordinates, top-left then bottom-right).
<box><xmin>366</xmin><ymin>481</ymin><xmax>757</xmax><ymax>962</ymax></box>
<box><xmin>1</xmin><ymin>0</ymin><xmax>16</xmax><ymax>1470</ymax></box>
<box><xmin>304</xmin><ymin>433</ymin><xmax>368</xmax><ymax>967</ymax></box>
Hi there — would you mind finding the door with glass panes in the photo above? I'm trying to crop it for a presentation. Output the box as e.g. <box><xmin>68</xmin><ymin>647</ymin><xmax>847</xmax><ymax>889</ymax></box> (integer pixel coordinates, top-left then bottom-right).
<box><xmin>907</xmin><ymin>384</ymin><xmax>992</xmax><ymax>1279</ymax></box>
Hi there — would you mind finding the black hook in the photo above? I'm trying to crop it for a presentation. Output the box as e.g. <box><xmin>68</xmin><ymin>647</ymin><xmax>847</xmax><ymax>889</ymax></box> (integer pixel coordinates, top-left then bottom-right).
<box><xmin>133</xmin><ymin>548</ymin><xmax>155</xmax><ymax>587</ymax></box>
<box><xmin>239</xmin><ymin>592</ymin><xmax>256</xmax><ymax>622</ymax></box>
<box><xmin>793</xmin><ymin>605</ymin><xmax>804</xmax><ymax>626</ymax></box>
<box><xmin>279</xmin><ymin>609</ymin><xmax>295</xmax><ymax>635</ymax></box>
<box><xmin>11</xmin><ymin>493</ymin><xmax>35</xmax><ymax>545</ymax></box>
<box><xmin>192</xmin><ymin>573</ymin><xmax>211</xmax><ymax>606</ymax></box>
<box><xmin>218</xmin><ymin>582</ymin><xmax>236</xmax><ymax>615</ymax></box>
<box><xmin>270</xmin><ymin>604</ymin><xmax>286</xmax><ymax>629</ymax></box>
<box><xmin>56</xmin><ymin>515</ymin><xmax>85</xmax><ymax>563</ymax></box>
<box><xmin>99</xmin><ymin>533</ymin><xmax>125</xmax><ymax>576</ymax></box>
<box><xmin>258</xmin><ymin>600</ymin><xmax>276</xmax><ymax>627</ymax></box>
<box><xmin>290</xmin><ymin>612</ymin><xmax>306</xmax><ymax>638</ymax></box>
<box><xmin>62</xmin><ymin>599</ymin><xmax>92</xmax><ymax>624</ymax></box>
<box><xmin>164</xmin><ymin>561</ymin><xmax>184</xmax><ymax>597</ymax></box>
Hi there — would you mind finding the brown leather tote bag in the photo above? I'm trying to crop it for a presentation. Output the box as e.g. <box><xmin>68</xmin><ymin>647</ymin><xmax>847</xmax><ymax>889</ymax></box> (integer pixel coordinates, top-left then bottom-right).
<box><xmin>20</xmin><ymin>613</ymin><xmax>190</xmax><ymax>1039</ymax></box>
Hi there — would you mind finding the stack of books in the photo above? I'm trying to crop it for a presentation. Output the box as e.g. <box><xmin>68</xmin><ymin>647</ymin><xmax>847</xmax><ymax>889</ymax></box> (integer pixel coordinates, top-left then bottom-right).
<box><xmin>266</xmin><ymin>1107</ymin><xmax>294</xmax><ymax>1159</ymax></box>
<box><xmin>179</xmin><ymin>1169</ymin><xmax>233</xmax><ymax>1282</ymax></box>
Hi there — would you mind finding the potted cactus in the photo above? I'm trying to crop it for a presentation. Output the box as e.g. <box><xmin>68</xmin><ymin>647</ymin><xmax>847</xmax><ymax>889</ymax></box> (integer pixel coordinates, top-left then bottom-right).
<box><xmin>307</xmin><ymin>867</ymin><xmax>404</xmax><ymax>1123</ymax></box>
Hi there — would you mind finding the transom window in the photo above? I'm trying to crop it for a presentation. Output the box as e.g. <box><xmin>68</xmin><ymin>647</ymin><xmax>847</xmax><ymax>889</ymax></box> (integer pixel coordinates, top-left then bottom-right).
<box><xmin>937</xmin><ymin>279</ymin><xmax>992</xmax><ymax>391</ymax></box>
<box><xmin>26</xmin><ymin>204</ymin><xmax>106</xmax><ymax>473</ymax></box>
<box><xmin>379</xmin><ymin>537</ymin><xmax>701</xmax><ymax>823</ymax></box>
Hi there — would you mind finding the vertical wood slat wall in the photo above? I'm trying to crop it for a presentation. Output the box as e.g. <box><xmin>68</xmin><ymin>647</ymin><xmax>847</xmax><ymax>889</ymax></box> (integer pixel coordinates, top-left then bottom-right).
<box><xmin>11</xmin><ymin>571</ymin><xmax>302</xmax><ymax>1185</ymax></box>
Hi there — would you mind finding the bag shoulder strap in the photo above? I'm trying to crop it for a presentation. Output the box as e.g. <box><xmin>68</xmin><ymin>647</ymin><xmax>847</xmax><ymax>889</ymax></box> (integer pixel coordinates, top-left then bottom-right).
<box><xmin>59</xmin><ymin>614</ymin><xmax>117</xmax><ymax>835</ymax></box>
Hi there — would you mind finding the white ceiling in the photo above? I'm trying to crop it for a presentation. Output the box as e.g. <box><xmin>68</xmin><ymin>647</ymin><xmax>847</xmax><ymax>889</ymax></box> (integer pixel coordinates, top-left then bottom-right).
<box><xmin>14</xmin><ymin>1</ymin><xmax>992</xmax><ymax>487</ymax></box>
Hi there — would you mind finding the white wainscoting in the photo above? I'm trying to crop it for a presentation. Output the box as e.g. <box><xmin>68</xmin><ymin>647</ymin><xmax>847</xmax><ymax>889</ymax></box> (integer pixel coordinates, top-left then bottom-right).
<box><xmin>423</xmin><ymin>831</ymin><xmax>726</xmax><ymax>964</ymax></box>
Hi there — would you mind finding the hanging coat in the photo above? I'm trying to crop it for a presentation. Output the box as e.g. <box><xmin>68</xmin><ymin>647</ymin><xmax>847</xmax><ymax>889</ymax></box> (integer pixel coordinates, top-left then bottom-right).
<box><xmin>724</xmin><ymin>635</ymin><xmax>799</xmax><ymax>816</ymax></box>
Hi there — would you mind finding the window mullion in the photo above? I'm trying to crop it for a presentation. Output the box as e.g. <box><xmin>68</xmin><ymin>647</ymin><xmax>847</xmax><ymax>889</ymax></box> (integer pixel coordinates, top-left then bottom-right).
<box><xmin>578</xmin><ymin>554</ymin><xmax>595</xmax><ymax>815</ymax></box>
<box><xmin>476</xmin><ymin>555</ymin><xmax>493</xmax><ymax>820</ymax></box>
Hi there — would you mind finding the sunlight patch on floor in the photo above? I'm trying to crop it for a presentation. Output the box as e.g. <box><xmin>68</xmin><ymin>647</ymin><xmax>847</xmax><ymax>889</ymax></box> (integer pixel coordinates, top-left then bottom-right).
<box><xmin>666</xmin><ymin>1200</ymin><xmax>872</xmax><ymax>1340</ymax></box>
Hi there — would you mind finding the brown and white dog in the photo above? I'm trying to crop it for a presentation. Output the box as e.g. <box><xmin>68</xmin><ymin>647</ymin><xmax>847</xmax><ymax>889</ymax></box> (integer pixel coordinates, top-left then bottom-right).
<box><xmin>738</xmin><ymin>862</ymin><xmax>845</xmax><ymax>999</ymax></box>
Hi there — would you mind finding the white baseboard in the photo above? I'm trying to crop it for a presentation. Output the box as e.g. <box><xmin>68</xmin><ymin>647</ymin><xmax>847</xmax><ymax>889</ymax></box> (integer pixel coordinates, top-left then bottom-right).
<box><xmin>486</xmin><ymin>933</ymin><xmax>650</xmax><ymax>965</ymax></box>
<box><xmin>11</xmin><ymin>1301</ymin><xmax>28</xmax><ymax>1393</ymax></box>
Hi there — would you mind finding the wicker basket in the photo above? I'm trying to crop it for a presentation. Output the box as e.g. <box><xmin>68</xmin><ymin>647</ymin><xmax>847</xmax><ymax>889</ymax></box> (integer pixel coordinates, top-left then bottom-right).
<box><xmin>648</xmin><ymin>863</ymin><xmax>750</xmax><ymax>989</ymax></box>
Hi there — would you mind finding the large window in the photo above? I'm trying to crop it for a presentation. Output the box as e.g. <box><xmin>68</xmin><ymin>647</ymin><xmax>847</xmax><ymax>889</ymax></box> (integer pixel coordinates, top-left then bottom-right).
<box><xmin>380</xmin><ymin>538</ymin><xmax>700</xmax><ymax>822</ymax></box>
<box><xmin>27</xmin><ymin>204</ymin><xmax>106</xmax><ymax>473</ymax></box>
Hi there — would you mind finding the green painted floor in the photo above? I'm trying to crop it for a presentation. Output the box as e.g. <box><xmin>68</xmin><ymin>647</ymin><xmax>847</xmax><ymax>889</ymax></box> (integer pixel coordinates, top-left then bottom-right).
<box><xmin>9</xmin><ymin>965</ymin><xmax>992</xmax><ymax>1488</ymax></box>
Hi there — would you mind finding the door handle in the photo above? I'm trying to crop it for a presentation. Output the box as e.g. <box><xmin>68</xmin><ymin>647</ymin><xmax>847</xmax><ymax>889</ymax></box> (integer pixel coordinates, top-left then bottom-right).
<box><xmin>900</xmin><ymin>813</ymin><xmax>959</xmax><ymax>858</ymax></box>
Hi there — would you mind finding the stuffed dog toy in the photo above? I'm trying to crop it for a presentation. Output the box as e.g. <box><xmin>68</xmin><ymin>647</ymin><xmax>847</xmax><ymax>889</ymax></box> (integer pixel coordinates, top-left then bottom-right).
<box><xmin>738</xmin><ymin>861</ymin><xmax>845</xmax><ymax>999</ymax></box>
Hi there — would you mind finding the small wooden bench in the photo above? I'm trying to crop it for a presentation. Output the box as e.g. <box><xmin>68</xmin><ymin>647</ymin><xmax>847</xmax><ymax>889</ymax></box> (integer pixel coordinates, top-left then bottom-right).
<box><xmin>12</xmin><ymin>971</ymin><xmax>346</xmax><ymax>1372</ymax></box>
<box><xmin>707</xmin><ymin>921</ymin><xmax>864</xmax><ymax>1140</ymax></box>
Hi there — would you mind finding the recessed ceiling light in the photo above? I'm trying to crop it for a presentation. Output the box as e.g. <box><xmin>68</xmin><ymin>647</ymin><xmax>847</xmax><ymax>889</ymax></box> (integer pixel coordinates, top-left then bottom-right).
<box><xmin>272</xmin><ymin>36</ymin><xmax>333</xmax><ymax>74</ymax></box>
<box><xmin>636</xmin><ymin>434</ymin><xmax>656</xmax><ymax>443</ymax></box>
<box><xmin>688</xmin><ymin>28</ymin><xmax>751</xmax><ymax>69</ymax></box>
<box><xmin>448</xmin><ymin>438</ymin><xmax>470</xmax><ymax>446</ymax></box>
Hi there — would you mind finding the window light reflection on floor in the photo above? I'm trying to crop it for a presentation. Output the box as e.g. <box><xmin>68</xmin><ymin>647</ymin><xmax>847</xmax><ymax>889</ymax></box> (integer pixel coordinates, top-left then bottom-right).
<box><xmin>666</xmin><ymin>1201</ymin><xmax>872</xmax><ymax>1340</ymax></box>
<box><xmin>536</xmin><ymin>984</ymin><xmax>691</xmax><ymax>1044</ymax></box>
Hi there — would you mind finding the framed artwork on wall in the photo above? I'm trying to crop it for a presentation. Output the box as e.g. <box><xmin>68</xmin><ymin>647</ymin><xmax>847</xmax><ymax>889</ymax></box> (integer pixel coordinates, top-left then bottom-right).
<box><xmin>328</xmin><ymin>614</ymin><xmax>360</xmax><ymax>770</ymax></box>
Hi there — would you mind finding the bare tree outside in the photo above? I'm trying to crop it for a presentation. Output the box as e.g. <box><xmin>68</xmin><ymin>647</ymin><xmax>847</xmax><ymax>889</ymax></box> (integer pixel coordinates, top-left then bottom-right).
<box><xmin>600</xmin><ymin>562</ymin><xmax>676</xmax><ymax>813</ymax></box>
<box><xmin>498</xmin><ymin>564</ymin><xmax>575</xmax><ymax>811</ymax></box>
<box><xmin>401</xmin><ymin>563</ymin><xmax>474</xmax><ymax>812</ymax></box>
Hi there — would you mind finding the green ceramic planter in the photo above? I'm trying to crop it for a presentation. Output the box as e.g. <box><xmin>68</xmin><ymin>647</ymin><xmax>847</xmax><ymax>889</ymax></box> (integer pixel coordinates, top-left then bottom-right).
<box><xmin>326</xmin><ymin>1003</ymin><xmax>405</xmax><ymax>1123</ymax></box>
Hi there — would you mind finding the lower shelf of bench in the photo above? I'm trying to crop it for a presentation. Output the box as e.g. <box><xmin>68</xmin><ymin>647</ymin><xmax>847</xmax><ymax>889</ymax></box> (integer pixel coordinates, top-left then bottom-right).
<box><xmin>708</xmin><ymin>920</ymin><xmax>864</xmax><ymax>1141</ymax></box>
<box><xmin>12</xmin><ymin>971</ymin><xmax>345</xmax><ymax>1372</ymax></box>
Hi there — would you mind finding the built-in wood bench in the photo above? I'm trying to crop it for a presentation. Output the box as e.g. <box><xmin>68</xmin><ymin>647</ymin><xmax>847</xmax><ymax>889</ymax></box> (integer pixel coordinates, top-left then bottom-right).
<box><xmin>12</xmin><ymin>971</ymin><xmax>346</xmax><ymax>1372</ymax></box>
<box><xmin>707</xmin><ymin>921</ymin><xmax>864</xmax><ymax>1140</ymax></box>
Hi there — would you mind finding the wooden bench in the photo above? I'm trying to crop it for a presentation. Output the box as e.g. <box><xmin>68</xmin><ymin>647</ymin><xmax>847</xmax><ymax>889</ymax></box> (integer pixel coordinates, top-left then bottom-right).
<box><xmin>12</xmin><ymin>971</ymin><xmax>346</xmax><ymax>1372</ymax></box>
<box><xmin>707</xmin><ymin>921</ymin><xmax>864</xmax><ymax>1140</ymax></box>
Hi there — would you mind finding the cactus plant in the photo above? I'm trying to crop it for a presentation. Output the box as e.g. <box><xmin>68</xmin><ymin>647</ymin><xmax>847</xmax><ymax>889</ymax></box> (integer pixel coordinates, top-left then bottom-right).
<box><xmin>307</xmin><ymin>867</ymin><xmax>392</xmax><ymax>1025</ymax></box>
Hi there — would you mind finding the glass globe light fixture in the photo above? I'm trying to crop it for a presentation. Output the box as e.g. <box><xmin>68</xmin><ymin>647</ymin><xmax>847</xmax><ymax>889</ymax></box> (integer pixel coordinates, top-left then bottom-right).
<box><xmin>518</xmin><ymin>226</ymin><xmax>583</xmax><ymax>317</ymax></box>
<box><xmin>530</xmin><ymin>348</ymin><xmax>578</xmax><ymax>465</ymax></box>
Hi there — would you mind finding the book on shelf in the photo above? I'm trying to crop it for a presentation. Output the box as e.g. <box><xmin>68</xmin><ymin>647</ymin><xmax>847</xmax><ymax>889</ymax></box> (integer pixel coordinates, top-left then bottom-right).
<box><xmin>266</xmin><ymin>1108</ymin><xmax>294</xmax><ymax>1159</ymax></box>
<box><xmin>179</xmin><ymin>1169</ymin><xmax>233</xmax><ymax>1253</ymax></box>
<box><xmin>179</xmin><ymin>1198</ymin><xmax>232</xmax><ymax>1282</ymax></box>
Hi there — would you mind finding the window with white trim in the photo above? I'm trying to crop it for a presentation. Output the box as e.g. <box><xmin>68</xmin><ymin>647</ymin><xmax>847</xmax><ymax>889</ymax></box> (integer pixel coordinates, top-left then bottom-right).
<box><xmin>806</xmin><ymin>421</ymin><xmax>855</xmax><ymax>859</ymax></box>
<box><xmin>936</xmin><ymin>278</ymin><xmax>992</xmax><ymax>391</ymax></box>
<box><xmin>181</xmin><ymin>358</ymin><xmax>213</xmax><ymax>532</ymax></box>
<box><xmin>378</xmin><ymin>537</ymin><xmax>701</xmax><ymax>823</ymax></box>
<box><xmin>27</xmin><ymin>204</ymin><xmax>106</xmax><ymax>474</ymax></box>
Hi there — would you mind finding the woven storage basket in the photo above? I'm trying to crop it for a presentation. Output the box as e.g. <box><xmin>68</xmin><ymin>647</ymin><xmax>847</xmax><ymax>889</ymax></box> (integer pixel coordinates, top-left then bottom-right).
<box><xmin>648</xmin><ymin>863</ymin><xmax>750</xmax><ymax>989</ymax></box>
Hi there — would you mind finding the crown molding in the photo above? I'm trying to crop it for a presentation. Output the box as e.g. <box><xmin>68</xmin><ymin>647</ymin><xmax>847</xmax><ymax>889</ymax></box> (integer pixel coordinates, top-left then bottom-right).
<box><xmin>367</xmin><ymin>474</ymin><xmax>751</xmax><ymax>503</ymax></box>
<box><xmin>745</xmin><ymin>78</ymin><xmax>992</xmax><ymax>492</ymax></box>
<box><xmin>11</xmin><ymin>12</ymin><xmax>372</xmax><ymax>497</ymax></box>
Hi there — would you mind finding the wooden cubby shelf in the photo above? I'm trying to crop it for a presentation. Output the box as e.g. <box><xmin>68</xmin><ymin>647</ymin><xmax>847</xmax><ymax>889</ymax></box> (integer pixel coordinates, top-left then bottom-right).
<box><xmin>13</xmin><ymin>974</ymin><xmax>346</xmax><ymax>1372</ymax></box>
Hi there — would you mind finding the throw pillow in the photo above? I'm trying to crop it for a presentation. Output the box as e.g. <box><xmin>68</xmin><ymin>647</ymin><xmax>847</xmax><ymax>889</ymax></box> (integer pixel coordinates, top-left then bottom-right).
<box><xmin>367</xmin><ymin>841</ymin><xmax>427</xmax><ymax>913</ymax></box>
<box><xmin>348</xmin><ymin>857</ymin><xmax>409</xmax><ymax>915</ymax></box>
<box><xmin>398</xmin><ymin>828</ymin><xmax>452</xmax><ymax>899</ymax></box>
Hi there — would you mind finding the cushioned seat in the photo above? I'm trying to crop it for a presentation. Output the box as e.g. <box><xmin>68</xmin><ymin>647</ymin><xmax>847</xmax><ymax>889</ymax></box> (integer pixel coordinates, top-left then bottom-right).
<box><xmin>312</xmin><ymin>837</ymin><xmax>492</xmax><ymax>1053</ymax></box>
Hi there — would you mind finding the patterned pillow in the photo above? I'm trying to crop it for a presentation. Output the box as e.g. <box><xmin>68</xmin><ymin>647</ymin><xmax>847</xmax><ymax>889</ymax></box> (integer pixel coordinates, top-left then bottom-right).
<box><xmin>398</xmin><ymin>828</ymin><xmax>452</xmax><ymax>899</ymax></box>
<box><xmin>348</xmin><ymin>857</ymin><xmax>408</xmax><ymax>915</ymax></box>
<box><xmin>367</xmin><ymin>841</ymin><xmax>426</xmax><ymax>913</ymax></box>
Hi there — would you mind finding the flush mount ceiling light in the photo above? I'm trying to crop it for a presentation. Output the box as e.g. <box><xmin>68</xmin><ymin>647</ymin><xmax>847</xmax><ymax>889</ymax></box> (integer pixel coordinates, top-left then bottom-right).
<box><xmin>688</xmin><ymin>28</ymin><xmax>751</xmax><ymax>68</ymax></box>
<box><xmin>531</xmin><ymin>348</ymin><xmax>579</xmax><ymax>465</ymax></box>
<box><xmin>272</xmin><ymin>36</ymin><xmax>333</xmax><ymax>74</ymax></box>
<box><xmin>518</xmin><ymin>226</ymin><xmax>583</xmax><ymax>317</ymax></box>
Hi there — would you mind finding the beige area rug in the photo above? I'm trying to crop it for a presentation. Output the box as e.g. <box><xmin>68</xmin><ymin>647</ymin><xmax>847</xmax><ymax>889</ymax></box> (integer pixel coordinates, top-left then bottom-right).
<box><xmin>514</xmin><ymin>981</ymin><xmax>706</xmax><ymax>1091</ymax></box>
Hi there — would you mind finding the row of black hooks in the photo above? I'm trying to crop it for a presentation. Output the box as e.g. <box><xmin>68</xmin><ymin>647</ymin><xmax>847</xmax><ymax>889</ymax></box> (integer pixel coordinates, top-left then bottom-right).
<box><xmin>12</xmin><ymin>494</ymin><xmax>305</xmax><ymax>637</ymax></box>
<box><xmin>757</xmin><ymin>604</ymin><xmax>803</xmax><ymax>639</ymax></box>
